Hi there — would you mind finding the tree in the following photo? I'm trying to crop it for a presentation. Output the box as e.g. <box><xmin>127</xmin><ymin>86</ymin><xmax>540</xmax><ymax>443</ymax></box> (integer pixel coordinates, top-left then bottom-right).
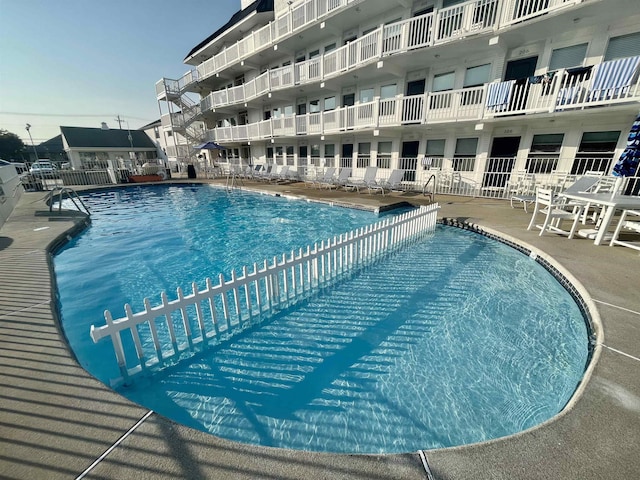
<box><xmin>0</xmin><ymin>129</ymin><xmax>26</xmax><ymax>160</ymax></box>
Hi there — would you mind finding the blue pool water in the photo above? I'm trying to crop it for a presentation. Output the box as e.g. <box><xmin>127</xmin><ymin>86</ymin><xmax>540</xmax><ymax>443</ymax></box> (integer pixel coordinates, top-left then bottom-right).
<box><xmin>54</xmin><ymin>184</ymin><xmax>589</xmax><ymax>453</ymax></box>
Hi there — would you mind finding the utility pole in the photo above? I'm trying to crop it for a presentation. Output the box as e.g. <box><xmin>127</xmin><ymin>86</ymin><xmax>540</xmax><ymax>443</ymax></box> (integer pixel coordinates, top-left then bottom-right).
<box><xmin>25</xmin><ymin>123</ymin><xmax>39</xmax><ymax>163</ymax></box>
<box><xmin>114</xmin><ymin>115</ymin><xmax>124</xmax><ymax>129</ymax></box>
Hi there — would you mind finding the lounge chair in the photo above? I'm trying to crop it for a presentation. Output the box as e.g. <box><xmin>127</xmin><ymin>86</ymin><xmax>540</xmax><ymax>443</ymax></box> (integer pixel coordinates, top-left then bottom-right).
<box><xmin>306</xmin><ymin>167</ymin><xmax>336</xmax><ymax>188</ymax></box>
<box><xmin>325</xmin><ymin>167</ymin><xmax>352</xmax><ymax>189</ymax></box>
<box><xmin>369</xmin><ymin>169</ymin><xmax>405</xmax><ymax>196</ymax></box>
<box><xmin>269</xmin><ymin>165</ymin><xmax>290</xmax><ymax>183</ymax></box>
<box><xmin>254</xmin><ymin>165</ymin><xmax>272</xmax><ymax>181</ymax></box>
<box><xmin>527</xmin><ymin>188</ymin><xmax>585</xmax><ymax>239</ymax></box>
<box><xmin>344</xmin><ymin>166</ymin><xmax>378</xmax><ymax>192</ymax></box>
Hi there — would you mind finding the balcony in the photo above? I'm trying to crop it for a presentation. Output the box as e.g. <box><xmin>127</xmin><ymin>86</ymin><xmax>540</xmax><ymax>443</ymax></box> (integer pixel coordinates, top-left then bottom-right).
<box><xmin>204</xmin><ymin>55</ymin><xmax>640</xmax><ymax>143</ymax></box>
<box><xmin>197</xmin><ymin>0</ymin><xmax>588</xmax><ymax>114</ymax></box>
<box><xmin>157</xmin><ymin>0</ymin><xmax>584</xmax><ymax>101</ymax></box>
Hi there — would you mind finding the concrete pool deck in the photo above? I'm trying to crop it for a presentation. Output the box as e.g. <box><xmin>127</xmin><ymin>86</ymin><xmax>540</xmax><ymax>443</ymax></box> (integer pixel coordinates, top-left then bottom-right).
<box><xmin>0</xmin><ymin>179</ymin><xmax>638</xmax><ymax>479</ymax></box>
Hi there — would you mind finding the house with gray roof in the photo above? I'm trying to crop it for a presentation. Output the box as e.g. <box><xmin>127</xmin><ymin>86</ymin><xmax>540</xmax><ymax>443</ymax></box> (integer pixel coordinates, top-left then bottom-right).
<box><xmin>60</xmin><ymin>124</ymin><xmax>160</xmax><ymax>170</ymax></box>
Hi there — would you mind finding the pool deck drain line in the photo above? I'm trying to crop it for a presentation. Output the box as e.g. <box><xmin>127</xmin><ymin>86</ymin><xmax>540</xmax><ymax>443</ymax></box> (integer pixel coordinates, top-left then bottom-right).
<box><xmin>593</xmin><ymin>299</ymin><xmax>640</xmax><ymax>317</ymax></box>
<box><xmin>600</xmin><ymin>344</ymin><xmax>640</xmax><ymax>363</ymax></box>
<box><xmin>418</xmin><ymin>450</ymin><xmax>435</xmax><ymax>480</ymax></box>
<box><xmin>75</xmin><ymin>410</ymin><xmax>154</xmax><ymax>480</ymax></box>
<box><xmin>0</xmin><ymin>300</ymin><xmax>52</xmax><ymax>320</ymax></box>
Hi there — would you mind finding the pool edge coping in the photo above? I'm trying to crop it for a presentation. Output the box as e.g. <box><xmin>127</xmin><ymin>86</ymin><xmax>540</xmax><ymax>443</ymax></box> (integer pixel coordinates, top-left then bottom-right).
<box><xmin>47</xmin><ymin>182</ymin><xmax>602</xmax><ymax>456</ymax></box>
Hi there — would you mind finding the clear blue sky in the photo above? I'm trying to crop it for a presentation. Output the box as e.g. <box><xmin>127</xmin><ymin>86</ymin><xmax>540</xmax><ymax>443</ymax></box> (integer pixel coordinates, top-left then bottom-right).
<box><xmin>0</xmin><ymin>0</ymin><xmax>240</xmax><ymax>144</ymax></box>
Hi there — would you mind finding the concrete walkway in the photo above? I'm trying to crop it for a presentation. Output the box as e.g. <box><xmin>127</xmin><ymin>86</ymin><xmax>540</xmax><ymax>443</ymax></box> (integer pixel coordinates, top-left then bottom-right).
<box><xmin>0</xmin><ymin>181</ymin><xmax>638</xmax><ymax>480</ymax></box>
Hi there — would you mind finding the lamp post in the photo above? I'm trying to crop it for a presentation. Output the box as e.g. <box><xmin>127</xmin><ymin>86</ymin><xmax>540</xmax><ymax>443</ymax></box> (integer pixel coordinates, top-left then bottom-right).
<box><xmin>25</xmin><ymin>123</ymin><xmax>39</xmax><ymax>164</ymax></box>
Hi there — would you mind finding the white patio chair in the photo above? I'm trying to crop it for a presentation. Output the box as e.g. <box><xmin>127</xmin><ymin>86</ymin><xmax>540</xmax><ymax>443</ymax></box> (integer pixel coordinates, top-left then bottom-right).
<box><xmin>609</xmin><ymin>209</ymin><xmax>640</xmax><ymax>251</ymax></box>
<box><xmin>527</xmin><ymin>188</ymin><xmax>585</xmax><ymax>239</ymax></box>
<box><xmin>509</xmin><ymin>171</ymin><xmax>537</xmax><ymax>212</ymax></box>
<box><xmin>579</xmin><ymin>176</ymin><xmax>621</xmax><ymax>225</ymax></box>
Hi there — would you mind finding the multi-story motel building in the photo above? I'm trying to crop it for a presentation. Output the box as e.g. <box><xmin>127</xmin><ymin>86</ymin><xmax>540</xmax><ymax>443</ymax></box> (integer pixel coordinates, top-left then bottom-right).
<box><xmin>156</xmin><ymin>0</ymin><xmax>640</xmax><ymax>196</ymax></box>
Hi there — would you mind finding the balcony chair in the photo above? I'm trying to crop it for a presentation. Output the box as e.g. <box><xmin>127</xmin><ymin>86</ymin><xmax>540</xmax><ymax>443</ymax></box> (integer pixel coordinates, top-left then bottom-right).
<box><xmin>527</xmin><ymin>188</ymin><xmax>585</xmax><ymax>239</ymax></box>
<box><xmin>609</xmin><ymin>210</ymin><xmax>640</xmax><ymax>251</ymax></box>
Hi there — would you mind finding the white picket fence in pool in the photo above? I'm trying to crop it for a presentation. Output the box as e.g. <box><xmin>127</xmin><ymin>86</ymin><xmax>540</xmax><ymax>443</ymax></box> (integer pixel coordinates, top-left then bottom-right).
<box><xmin>90</xmin><ymin>203</ymin><xmax>440</xmax><ymax>383</ymax></box>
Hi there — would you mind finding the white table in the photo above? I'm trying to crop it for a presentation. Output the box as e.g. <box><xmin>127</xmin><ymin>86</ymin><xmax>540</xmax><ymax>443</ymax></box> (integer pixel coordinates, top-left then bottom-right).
<box><xmin>559</xmin><ymin>192</ymin><xmax>640</xmax><ymax>245</ymax></box>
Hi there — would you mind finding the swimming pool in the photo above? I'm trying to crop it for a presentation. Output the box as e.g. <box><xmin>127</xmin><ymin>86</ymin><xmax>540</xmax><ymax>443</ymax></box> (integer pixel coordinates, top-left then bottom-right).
<box><xmin>54</xmin><ymin>184</ymin><xmax>589</xmax><ymax>453</ymax></box>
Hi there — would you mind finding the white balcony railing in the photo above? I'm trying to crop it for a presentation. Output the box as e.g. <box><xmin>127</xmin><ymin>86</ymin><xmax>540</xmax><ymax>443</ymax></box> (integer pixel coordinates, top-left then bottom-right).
<box><xmin>204</xmin><ymin>56</ymin><xmax>640</xmax><ymax>143</ymax></box>
<box><xmin>158</xmin><ymin>0</ymin><xmax>583</xmax><ymax>104</ymax></box>
<box><xmin>195</xmin><ymin>0</ymin><xmax>585</xmax><ymax>115</ymax></box>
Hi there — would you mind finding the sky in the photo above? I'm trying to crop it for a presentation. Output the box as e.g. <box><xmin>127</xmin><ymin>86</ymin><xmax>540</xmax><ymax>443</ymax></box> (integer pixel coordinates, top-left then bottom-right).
<box><xmin>0</xmin><ymin>0</ymin><xmax>240</xmax><ymax>144</ymax></box>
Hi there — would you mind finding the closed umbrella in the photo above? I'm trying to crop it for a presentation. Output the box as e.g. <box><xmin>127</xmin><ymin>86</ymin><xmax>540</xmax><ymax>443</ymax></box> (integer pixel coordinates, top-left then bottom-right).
<box><xmin>612</xmin><ymin>112</ymin><xmax>640</xmax><ymax>195</ymax></box>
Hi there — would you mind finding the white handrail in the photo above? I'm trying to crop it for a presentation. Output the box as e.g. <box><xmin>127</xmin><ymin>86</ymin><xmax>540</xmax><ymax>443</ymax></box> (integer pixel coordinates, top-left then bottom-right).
<box><xmin>91</xmin><ymin>203</ymin><xmax>440</xmax><ymax>383</ymax></box>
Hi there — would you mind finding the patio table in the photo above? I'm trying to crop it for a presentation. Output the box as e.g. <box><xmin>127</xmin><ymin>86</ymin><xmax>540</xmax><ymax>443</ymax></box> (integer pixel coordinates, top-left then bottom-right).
<box><xmin>559</xmin><ymin>192</ymin><xmax>640</xmax><ymax>245</ymax></box>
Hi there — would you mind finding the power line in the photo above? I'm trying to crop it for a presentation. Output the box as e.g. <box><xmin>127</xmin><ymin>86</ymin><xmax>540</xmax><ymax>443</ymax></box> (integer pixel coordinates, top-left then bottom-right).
<box><xmin>0</xmin><ymin>111</ymin><xmax>153</xmax><ymax>121</ymax></box>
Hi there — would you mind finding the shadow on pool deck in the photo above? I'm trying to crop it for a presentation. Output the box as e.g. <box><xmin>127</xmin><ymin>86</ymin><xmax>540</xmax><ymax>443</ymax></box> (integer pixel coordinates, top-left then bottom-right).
<box><xmin>0</xmin><ymin>180</ymin><xmax>638</xmax><ymax>480</ymax></box>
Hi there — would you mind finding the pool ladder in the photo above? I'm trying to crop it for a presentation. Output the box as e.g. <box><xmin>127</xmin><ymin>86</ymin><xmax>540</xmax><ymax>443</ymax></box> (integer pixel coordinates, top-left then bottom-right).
<box><xmin>422</xmin><ymin>174</ymin><xmax>436</xmax><ymax>203</ymax></box>
<box><xmin>47</xmin><ymin>187</ymin><xmax>90</xmax><ymax>216</ymax></box>
<box><xmin>225</xmin><ymin>170</ymin><xmax>244</xmax><ymax>191</ymax></box>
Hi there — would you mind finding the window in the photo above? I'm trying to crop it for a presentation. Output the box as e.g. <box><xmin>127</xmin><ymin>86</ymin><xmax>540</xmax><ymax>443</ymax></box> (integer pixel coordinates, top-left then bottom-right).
<box><xmin>605</xmin><ymin>32</ymin><xmax>640</xmax><ymax>61</ymax></box>
<box><xmin>275</xmin><ymin>146</ymin><xmax>284</xmax><ymax>165</ymax></box>
<box><xmin>433</xmin><ymin>71</ymin><xmax>455</xmax><ymax>92</ymax></box>
<box><xmin>432</xmin><ymin>71</ymin><xmax>455</xmax><ymax>109</ymax></box>
<box><xmin>284</xmin><ymin>105</ymin><xmax>294</xmax><ymax>117</ymax></box>
<box><xmin>324</xmin><ymin>144</ymin><xmax>335</xmax><ymax>167</ymax></box>
<box><xmin>310</xmin><ymin>99</ymin><xmax>320</xmax><ymax>113</ymax></box>
<box><xmin>462</xmin><ymin>64</ymin><xmax>490</xmax><ymax>105</ymax></box>
<box><xmin>309</xmin><ymin>49</ymin><xmax>320</xmax><ymax>59</ymax></box>
<box><xmin>572</xmin><ymin>131</ymin><xmax>620</xmax><ymax>174</ymax></box>
<box><xmin>425</xmin><ymin>139</ymin><xmax>446</xmax><ymax>169</ymax></box>
<box><xmin>324</xmin><ymin>42</ymin><xmax>336</xmax><ymax>53</ymax></box>
<box><xmin>549</xmin><ymin>43</ymin><xmax>588</xmax><ymax>71</ymax></box>
<box><xmin>153</xmin><ymin>126</ymin><xmax>160</xmax><ymax>139</ymax></box>
<box><xmin>380</xmin><ymin>84</ymin><xmax>397</xmax><ymax>99</ymax></box>
<box><xmin>526</xmin><ymin>133</ymin><xmax>564</xmax><ymax>173</ymax></box>
<box><xmin>379</xmin><ymin>84</ymin><xmax>397</xmax><ymax>116</ymax></box>
<box><xmin>286</xmin><ymin>146</ymin><xmax>294</xmax><ymax>165</ymax></box>
<box><xmin>463</xmin><ymin>64</ymin><xmax>491</xmax><ymax>87</ymax></box>
<box><xmin>359</xmin><ymin>88</ymin><xmax>374</xmax><ymax>103</ymax></box>
<box><xmin>310</xmin><ymin>144</ymin><xmax>320</xmax><ymax>166</ymax></box>
<box><xmin>357</xmin><ymin>142</ymin><xmax>371</xmax><ymax>168</ymax></box>
<box><xmin>324</xmin><ymin>96</ymin><xmax>336</xmax><ymax>111</ymax></box>
<box><xmin>453</xmin><ymin>138</ymin><xmax>477</xmax><ymax>171</ymax></box>
<box><xmin>377</xmin><ymin>141</ymin><xmax>392</xmax><ymax>169</ymax></box>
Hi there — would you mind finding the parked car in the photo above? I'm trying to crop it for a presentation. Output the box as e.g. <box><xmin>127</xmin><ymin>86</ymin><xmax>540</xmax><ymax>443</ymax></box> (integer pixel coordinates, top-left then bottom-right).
<box><xmin>29</xmin><ymin>161</ymin><xmax>57</xmax><ymax>177</ymax></box>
